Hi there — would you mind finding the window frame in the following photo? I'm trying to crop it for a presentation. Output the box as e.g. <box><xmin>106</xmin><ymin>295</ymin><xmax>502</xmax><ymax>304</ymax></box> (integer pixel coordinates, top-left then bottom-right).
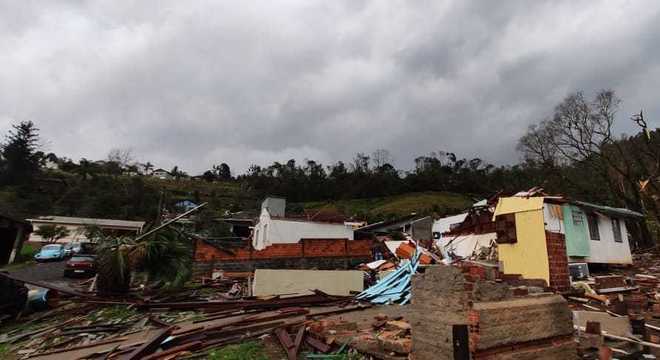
<box><xmin>587</xmin><ymin>213</ymin><xmax>600</xmax><ymax>241</ymax></box>
<box><xmin>612</xmin><ymin>218</ymin><xmax>623</xmax><ymax>243</ymax></box>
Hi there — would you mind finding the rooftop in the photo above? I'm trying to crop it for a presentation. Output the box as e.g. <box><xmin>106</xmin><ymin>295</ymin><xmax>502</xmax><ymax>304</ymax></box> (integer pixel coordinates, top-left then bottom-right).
<box><xmin>28</xmin><ymin>216</ymin><xmax>146</xmax><ymax>229</ymax></box>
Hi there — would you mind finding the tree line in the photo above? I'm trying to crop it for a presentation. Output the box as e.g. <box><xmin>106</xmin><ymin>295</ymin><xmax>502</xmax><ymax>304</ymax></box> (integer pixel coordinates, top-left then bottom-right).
<box><xmin>1</xmin><ymin>89</ymin><xmax>658</xmax><ymax>245</ymax></box>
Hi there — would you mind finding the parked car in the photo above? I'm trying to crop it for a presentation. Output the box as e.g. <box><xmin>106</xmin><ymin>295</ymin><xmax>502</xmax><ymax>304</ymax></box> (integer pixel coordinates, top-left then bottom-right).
<box><xmin>63</xmin><ymin>243</ymin><xmax>82</xmax><ymax>257</ymax></box>
<box><xmin>63</xmin><ymin>255</ymin><xmax>96</xmax><ymax>277</ymax></box>
<box><xmin>34</xmin><ymin>244</ymin><xmax>66</xmax><ymax>262</ymax></box>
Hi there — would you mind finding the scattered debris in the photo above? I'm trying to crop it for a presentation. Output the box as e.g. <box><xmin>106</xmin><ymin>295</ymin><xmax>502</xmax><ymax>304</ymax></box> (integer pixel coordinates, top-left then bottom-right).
<box><xmin>357</xmin><ymin>251</ymin><xmax>420</xmax><ymax>305</ymax></box>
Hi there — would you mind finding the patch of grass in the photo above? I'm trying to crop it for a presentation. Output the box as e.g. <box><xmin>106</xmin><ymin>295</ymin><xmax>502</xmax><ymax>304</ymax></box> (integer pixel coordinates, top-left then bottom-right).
<box><xmin>89</xmin><ymin>305</ymin><xmax>138</xmax><ymax>323</ymax></box>
<box><xmin>302</xmin><ymin>191</ymin><xmax>473</xmax><ymax>221</ymax></box>
<box><xmin>0</xmin><ymin>343</ymin><xmax>9</xmax><ymax>357</ymax></box>
<box><xmin>208</xmin><ymin>341</ymin><xmax>268</xmax><ymax>360</ymax></box>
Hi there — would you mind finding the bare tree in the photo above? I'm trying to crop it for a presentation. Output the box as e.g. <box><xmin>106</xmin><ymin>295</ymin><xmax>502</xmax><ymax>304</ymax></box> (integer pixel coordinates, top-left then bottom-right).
<box><xmin>351</xmin><ymin>153</ymin><xmax>370</xmax><ymax>173</ymax></box>
<box><xmin>518</xmin><ymin>89</ymin><xmax>656</xmax><ymax>247</ymax></box>
<box><xmin>107</xmin><ymin>148</ymin><xmax>135</xmax><ymax>169</ymax></box>
<box><xmin>371</xmin><ymin>149</ymin><xmax>393</xmax><ymax>169</ymax></box>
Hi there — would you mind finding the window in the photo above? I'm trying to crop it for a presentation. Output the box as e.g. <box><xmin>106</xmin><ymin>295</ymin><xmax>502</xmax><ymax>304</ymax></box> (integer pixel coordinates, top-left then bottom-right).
<box><xmin>572</xmin><ymin>210</ymin><xmax>584</xmax><ymax>226</ymax></box>
<box><xmin>587</xmin><ymin>214</ymin><xmax>600</xmax><ymax>241</ymax></box>
<box><xmin>612</xmin><ymin>218</ymin><xmax>623</xmax><ymax>243</ymax></box>
<box><xmin>495</xmin><ymin>214</ymin><xmax>517</xmax><ymax>244</ymax></box>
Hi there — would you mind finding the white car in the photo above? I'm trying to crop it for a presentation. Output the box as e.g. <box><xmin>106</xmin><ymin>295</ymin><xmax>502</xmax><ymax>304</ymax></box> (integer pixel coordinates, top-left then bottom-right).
<box><xmin>63</xmin><ymin>243</ymin><xmax>82</xmax><ymax>257</ymax></box>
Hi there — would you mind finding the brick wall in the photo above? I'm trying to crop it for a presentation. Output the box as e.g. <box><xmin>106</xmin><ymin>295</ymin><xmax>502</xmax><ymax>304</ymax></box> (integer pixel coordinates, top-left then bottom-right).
<box><xmin>545</xmin><ymin>231</ymin><xmax>570</xmax><ymax>292</ymax></box>
<box><xmin>193</xmin><ymin>256</ymin><xmax>368</xmax><ymax>275</ymax></box>
<box><xmin>193</xmin><ymin>238</ymin><xmax>372</xmax><ymax>276</ymax></box>
<box><xmin>410</xmin><ymin>266</ymin><xmax>576</xmax><ymax>360</ymax></box>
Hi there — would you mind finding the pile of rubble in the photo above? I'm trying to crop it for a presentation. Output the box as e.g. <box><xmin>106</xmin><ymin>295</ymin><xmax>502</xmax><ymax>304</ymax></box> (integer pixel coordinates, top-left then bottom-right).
<box><xmin>9</xmin><ymin>242</ymin><xmax>660</xmax><ymax>359</ymax></box>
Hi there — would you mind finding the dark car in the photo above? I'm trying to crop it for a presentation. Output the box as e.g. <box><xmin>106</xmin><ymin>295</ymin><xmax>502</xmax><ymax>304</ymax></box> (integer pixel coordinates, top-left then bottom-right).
<box><xmin>63</xmin><ymin>255</ymin><xmax>96</xmax><ymax>277</ymax></box>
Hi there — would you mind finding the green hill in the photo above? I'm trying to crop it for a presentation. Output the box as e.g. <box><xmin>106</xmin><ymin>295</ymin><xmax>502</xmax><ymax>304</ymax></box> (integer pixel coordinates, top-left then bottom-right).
<box><xmin>300</xmin><ymin>191</ymin><xmax>473</xmax><ymax>221</ymax></box>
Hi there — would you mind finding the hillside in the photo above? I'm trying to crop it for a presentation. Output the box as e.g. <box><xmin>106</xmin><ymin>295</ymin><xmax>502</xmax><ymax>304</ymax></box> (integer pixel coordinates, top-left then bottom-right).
<box><xmin>300</xmin><ymin>191</ymin><xmax>473</xmax><ymax>221</ymax></box>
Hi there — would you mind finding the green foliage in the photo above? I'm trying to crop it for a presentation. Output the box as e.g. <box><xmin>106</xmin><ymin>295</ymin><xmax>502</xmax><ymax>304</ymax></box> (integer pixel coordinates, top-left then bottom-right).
<box><xmin>83</xmin><ymin>225</ymin><xmax>105</xmax><ymax>242</ymax></box>
<box><xmin>95</xmin><ymin>228</ymin><xmax>193</xmax><ymax>294</ymax></box>
<box><xmin>0</xmin><ymin>121</ymin><xmax>42</xmax><ymax>186</ymax></box>
<box><xmin>19</xmin><ymin>244</ymin><xmax>37</xmax><ymax>261</ymax></box>
<box><xmin>141</xmin><ymin>228</ymin><xmax>192</xmax><ymax>289</ymax></box>
<box><xmin>95</xmin><ymin>236</ymin><xmax>133</xmax><ymax>295</ymax></box>
<box><xmin>0</xmin><ymin>343</ymin><xmax>9</xmax><ymax>357</ymax></box>
<box><xmin>34</xmin><ymin>224</ymin><xmax>70</xmax><ymax>243</ymax></box>
<box><xmin>207</xmin><ymin>341</ymin><xmax>268</xmax><ymax>360</ymax></box>
<box><xmin>303</xmin><ymin>191</ymin><xmax>472</xmax><ymax>221</ymax></box>
<box><xmin>88</xmin><ymin>305</ymin><xmax>138</xmax><ymax>323</ymax></box>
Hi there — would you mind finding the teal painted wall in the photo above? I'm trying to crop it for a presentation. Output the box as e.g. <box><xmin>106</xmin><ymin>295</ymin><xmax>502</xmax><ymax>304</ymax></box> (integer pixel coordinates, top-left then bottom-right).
<box><xmin>562</xmin><ymin>205</ymin><xmax>590</xmax><ymax>257</ymax></box>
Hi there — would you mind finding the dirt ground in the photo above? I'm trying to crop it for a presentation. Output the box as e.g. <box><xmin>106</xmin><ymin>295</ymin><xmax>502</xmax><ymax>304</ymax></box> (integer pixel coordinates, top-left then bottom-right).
<box><xmin>321</xmin><ymin>304</ymin><xmax>409</xmax><ymax>325</ymax></box>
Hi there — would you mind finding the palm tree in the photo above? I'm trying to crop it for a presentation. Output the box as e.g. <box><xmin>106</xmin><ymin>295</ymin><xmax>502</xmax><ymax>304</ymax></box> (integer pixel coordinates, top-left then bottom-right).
<box><xmin>143</xmin><ymin>162</ymin><xmax>154</xmax><ymax>175</ymax></box>
<box><xmin>95</xmin><ymin>228</ymin><xmax>192</xmax><ymax>295</ymax></box>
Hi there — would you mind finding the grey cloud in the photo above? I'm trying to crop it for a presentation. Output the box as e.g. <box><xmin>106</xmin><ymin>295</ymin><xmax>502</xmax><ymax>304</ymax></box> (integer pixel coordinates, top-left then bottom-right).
<box><xmin>1</xmin><ymin>0</ymin><xmax>659</xmax><ymax>174</ymax></box>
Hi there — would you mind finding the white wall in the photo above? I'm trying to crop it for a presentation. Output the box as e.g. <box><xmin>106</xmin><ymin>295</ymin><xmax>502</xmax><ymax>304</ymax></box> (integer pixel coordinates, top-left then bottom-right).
<box><xmin>28</xmin><ymin>223</ymin><xmax>89</xmax><ymax>243</ymax></box>
<box><xmin>432</xmin><ymin>213</ymin><xmax>468</xmax><ymax>236</ymax></box>
<box><xmin>584</xmin><ymin>213</ymin><xmax>632</xmax><ymax>264</ymax></box>
<box><xmin>252</xmin><ymin>209</ymin><xmax>354</xmax><ymax>250</ymax></box>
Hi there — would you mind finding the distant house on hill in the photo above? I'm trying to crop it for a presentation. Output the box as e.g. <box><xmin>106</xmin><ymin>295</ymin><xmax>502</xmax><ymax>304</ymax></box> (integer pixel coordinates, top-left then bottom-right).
<box><xmin>27</xmin><ymin>216</ymin><xmax>145</xmax><ymax>244</ymax></box>
<box><xmin>152</xmin><ymin>168</ymin><xmax>172</xmax><ymax>180</ymax></box>
<box><xmin>356</xmin><ymin>215</ymin><xmax>433</xmax><ymax>242</ymax></box>
<box><xmin>175</xmin><ymin>200</ymin><xmax>199</xmax><ymax>212</ymax></box>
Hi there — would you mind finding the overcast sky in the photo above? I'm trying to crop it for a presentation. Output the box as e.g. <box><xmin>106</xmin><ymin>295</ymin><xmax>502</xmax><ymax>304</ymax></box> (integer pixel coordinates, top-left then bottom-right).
<box><xmin>1</xmin><ymin>1</ymin><xmax>659</xmax><ymax>174</ymax></box>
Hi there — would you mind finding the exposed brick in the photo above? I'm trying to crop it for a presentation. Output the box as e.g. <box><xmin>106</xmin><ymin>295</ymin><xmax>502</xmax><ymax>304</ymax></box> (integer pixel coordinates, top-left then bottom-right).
<box><xmin>192</xmin><ymin>238</ymin><xmax>372</xmax><ymax>276</ymax></box>
<box><xmin>411</xmin><ymin>266</ymin><xmax>576</xmax><ymax>360</ymax></box>
<box><xmin>545</xmin><ymin>231</ymin><xmax>570</xmax><ymax>292</ymax></box>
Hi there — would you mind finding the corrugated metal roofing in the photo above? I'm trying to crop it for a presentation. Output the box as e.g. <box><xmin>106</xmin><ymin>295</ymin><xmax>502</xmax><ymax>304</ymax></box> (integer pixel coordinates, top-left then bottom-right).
<box><xmin>572</xmin><ymin>201</ymin><xmax>644</xmax><ymax>218</ymax></box>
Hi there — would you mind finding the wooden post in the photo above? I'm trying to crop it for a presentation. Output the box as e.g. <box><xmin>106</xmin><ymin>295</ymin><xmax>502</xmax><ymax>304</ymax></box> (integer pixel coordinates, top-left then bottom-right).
<box><xmin>452</xmin><ymin>324</ymin><xmax>470</xmax><ymax>360</ymax></box>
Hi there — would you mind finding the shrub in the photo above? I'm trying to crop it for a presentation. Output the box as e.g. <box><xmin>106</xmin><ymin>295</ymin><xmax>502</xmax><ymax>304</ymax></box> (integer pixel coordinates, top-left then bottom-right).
<box><xmin>18</xmin><ymin>244</ymin><xmax>37</xmax><ymax>261</ymax></box>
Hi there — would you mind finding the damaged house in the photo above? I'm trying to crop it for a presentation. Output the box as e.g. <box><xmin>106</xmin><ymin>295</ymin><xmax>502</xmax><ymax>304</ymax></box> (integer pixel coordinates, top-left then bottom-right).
<box><xmin>252</xmin><ymin>197</ymin><xmax>355</xmax><ymax>250</ymax></box>
<box><xmin>194</xmin><ymin>197</ymin><xmax>372</xmax><ymax>274</ymax></box>
<box><xmin>435</xmin><ymin>192</ymin><xmax>643</xmax><ymax>292</ymax></box>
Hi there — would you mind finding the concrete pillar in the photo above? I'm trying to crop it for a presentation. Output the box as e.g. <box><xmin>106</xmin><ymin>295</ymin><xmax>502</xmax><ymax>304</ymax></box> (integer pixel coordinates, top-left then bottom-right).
<box><xmin>8</xmin><ymin>226</ymin><xmax>25</xmax><ymax>264</ymax></box>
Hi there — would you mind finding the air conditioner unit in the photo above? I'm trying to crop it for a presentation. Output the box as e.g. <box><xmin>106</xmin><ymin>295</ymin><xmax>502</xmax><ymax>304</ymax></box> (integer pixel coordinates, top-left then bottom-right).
<box><xmin>568</xmin><ymin>263</ymin><xmax>590</xmax><ymax>281</ymax></box>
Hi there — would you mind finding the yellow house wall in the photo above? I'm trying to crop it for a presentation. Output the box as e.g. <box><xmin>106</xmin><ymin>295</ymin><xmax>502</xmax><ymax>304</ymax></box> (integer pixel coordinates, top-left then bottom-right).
<box><xmin>497</xmin><ymin>209</ymin><xmax>550</xmax><ymax>283</ymax></box>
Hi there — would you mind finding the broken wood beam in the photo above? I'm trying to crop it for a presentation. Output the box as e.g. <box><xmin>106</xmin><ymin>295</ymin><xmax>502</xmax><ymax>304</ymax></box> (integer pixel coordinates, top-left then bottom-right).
<box><xmin>126</xmin><ymin>326</ymin><xmax>174</xmax><ymax>360</ymax></box>
<box><xmin>274</xmin><ymin>327</ymin><xmax>297</xmax><ymax>360</ymax></box>
<box><xmin>305</xmin><ymin>336</ymin><xmax>331</xmax><ymax>353</ymax></box>
<box><xmin>141</xmin><ymin>341</ymin><xmax>203</xmax><ymax>360</ymax></box>
<box><xmin>293</xmin><ymin>326</ymin><xmax>305</xmax><ymax>357</ymax></box>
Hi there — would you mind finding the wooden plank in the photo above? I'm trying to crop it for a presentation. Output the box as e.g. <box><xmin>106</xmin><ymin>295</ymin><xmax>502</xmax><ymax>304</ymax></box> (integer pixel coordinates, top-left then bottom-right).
<box><xmin>293</xmin><ymin>326</ymin><xmax>305</xmax><ymax>356</ymax></box>
<box><xmin>305</xmin><ymin>336</ymin><xmax>331</xmax><ymax>353</ymax></box>
<box><xmin>125</xmin><ymin>327</ymin><xmax>174</xmax><ymax>360</ymax></box>
<box><xmin>274</xmin><ymin>327</ymin><xmax>297</xmax><ymax>360</ymax></box>
<box><xmin>141</xmin><ymin>341</ymin><xmax>202</xmax><ymax>360</ymax></box>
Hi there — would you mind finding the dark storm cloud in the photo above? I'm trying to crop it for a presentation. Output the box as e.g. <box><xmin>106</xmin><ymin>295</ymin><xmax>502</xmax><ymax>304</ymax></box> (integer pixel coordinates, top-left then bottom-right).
<box><xmin>1</xmin><ymin>0</ymin><xmax>659</xmax><ymax>174</ymax></box>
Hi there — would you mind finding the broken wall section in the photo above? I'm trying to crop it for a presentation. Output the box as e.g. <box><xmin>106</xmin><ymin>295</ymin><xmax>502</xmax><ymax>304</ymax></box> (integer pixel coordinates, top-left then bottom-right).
<box><xmin>409</xmin><ymin>265</ymin><xmax>576</xmax><ymax>360</ymax></box>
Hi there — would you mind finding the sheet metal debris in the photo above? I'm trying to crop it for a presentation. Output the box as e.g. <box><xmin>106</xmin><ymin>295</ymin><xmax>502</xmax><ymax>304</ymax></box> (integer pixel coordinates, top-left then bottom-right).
<box><xmin>356</xmin><ymin>251</ymin><xmax>420</xmax><ymax>305</ymax></box>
